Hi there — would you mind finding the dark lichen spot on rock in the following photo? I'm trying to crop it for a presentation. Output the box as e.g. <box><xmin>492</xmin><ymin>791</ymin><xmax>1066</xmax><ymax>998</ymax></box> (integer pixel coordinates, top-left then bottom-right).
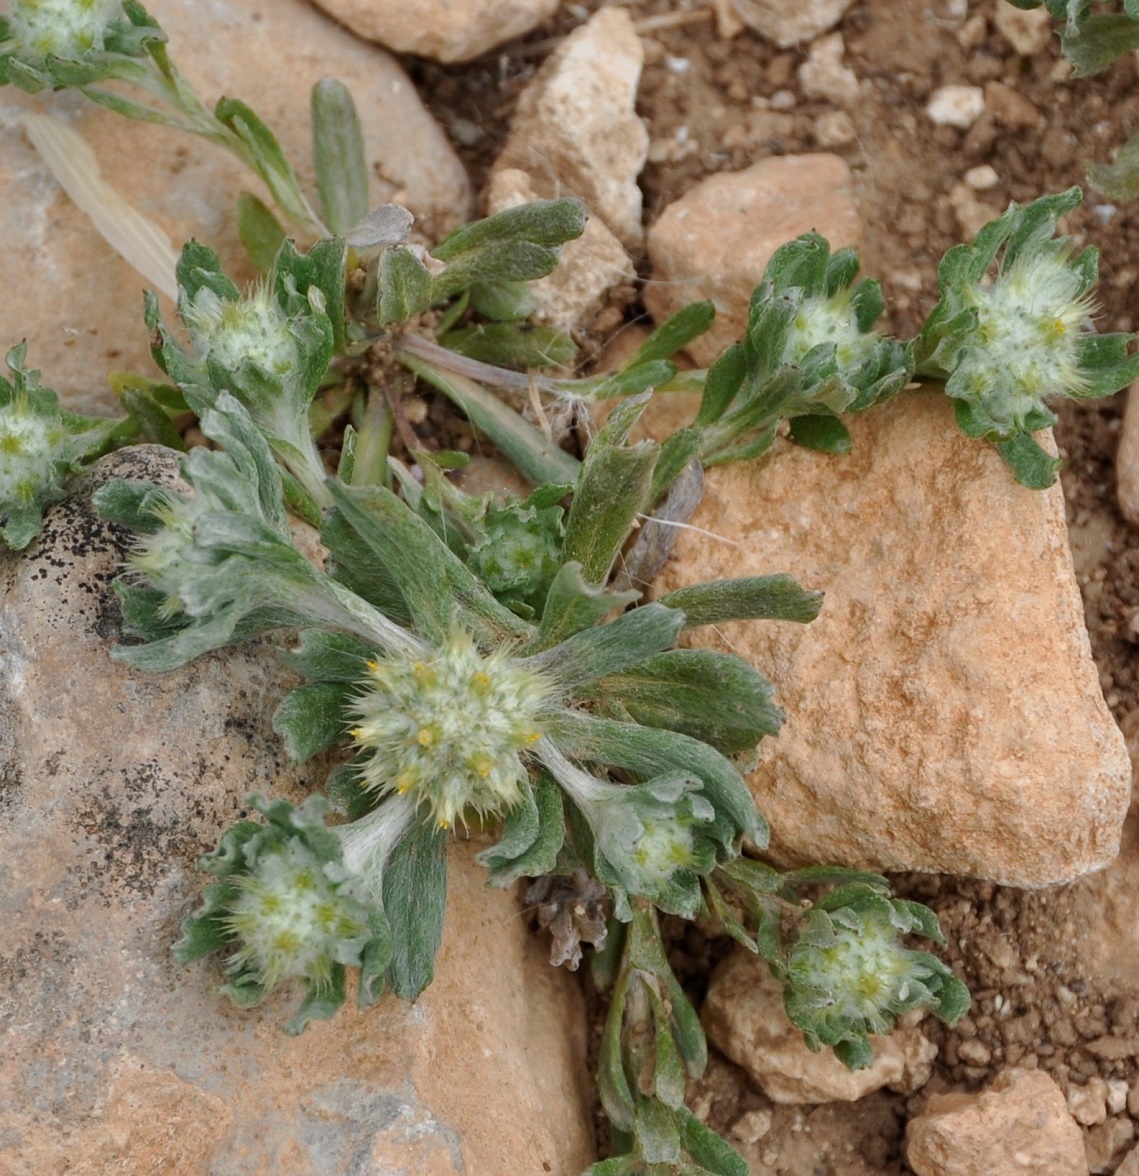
<box><xmin>72</xmin><ymin>761</ymin><xmax>203</xmax><ymax>900</ymax></box>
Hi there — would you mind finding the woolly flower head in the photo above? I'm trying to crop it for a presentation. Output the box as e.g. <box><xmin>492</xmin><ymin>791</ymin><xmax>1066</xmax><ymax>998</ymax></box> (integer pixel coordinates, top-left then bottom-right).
<box><xmin>786</xmin><ymin>904</ymin><xmax>938</xmax><ymax>1039</ymax></box>
<box><xmin>223</xmin><ymin>839</ymin><xmax>372</xmax><ymax>994</ymax></box>
<box><xmin>0</xmin><ymin>395</ymin><xmax>69</xmax><ymax>511</ymax></box>
<box><xmin>783</xmin><ymin>290</ymin><xmax>877</xmax><ymax>376</ymax></box>
<box><xmin>611</xmin><ymin>798</ymin><xmax>711</xmax><ymax>897</ymax></box>
<box><xmin>350</xmin><ymin>629</ymin><xmax>552</xmax><ymax>830</ymax></box>
<box><xmin>183</xmin><ymin>283</ymin><xmax>298</xmax><ymax>379</ymax></box>
<box><xmin>6</xmin><ymin>0</ymin><xmax>122</xmax><ymax>59</ymax></box>
<box><xmin>952</xmin><ymin>249</ymin><xmax>1095</xmax><ymax>431</ymax></box>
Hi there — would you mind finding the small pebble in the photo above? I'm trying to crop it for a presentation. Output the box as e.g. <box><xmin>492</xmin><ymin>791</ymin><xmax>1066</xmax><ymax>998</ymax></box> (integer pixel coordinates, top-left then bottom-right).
<box><xmin>927</xmin><ymin>84</ymin><xmax>985</xmax><ymax>129</ymax></box>
<box><xmin>964</xmin><ymin>164</ymin><xmax>1000</xmax><ymax>190</ymax></box>
<box><xmin>1068</xmin><ymin>1077</ymin><xmax>1109</xmax><ymax>1127</ymax></box>
<box><xmin>1107</xmin><ymin>1079</ymin><xmax>1130</xmax><ymax>1115</ymax></box>
<box><xmin>994</xmin><ymin>0</ymin><xmax>1053</xmax><ymax>55</ymax></box>
<box><xmin>730</xmin><ymin>1109</ymin><xmax>773</xmax><ymax>1144</ymax></box>
<box><xmin>814</xmin><ymin>110</ymin><xmax>857</xmax><ymax>148</ymax></box>
<box><xmin>958</xmin><ymin>1038</ymin><xmax>993</xmax><ymax>1067</ymax></box>
<box><xmin>957</xmin><ymin>13</ymin><xmax>988</xmax><ymax>50</ymax></box>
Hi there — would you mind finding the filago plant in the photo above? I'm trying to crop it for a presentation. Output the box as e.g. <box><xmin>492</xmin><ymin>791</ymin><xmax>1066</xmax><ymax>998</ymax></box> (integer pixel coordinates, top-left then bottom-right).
<box><xmin>4</xmin><ymin>2</ymin><xmax>1136</xmax><ymax>1172</ymax></box>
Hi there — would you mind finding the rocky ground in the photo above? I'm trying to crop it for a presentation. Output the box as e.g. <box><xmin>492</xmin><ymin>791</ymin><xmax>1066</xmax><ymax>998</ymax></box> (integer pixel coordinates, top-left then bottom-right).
<box><xmin>5</xmin><ymin>1</ymin><xmax>1139</xmax><ymax>1174</ymax></box>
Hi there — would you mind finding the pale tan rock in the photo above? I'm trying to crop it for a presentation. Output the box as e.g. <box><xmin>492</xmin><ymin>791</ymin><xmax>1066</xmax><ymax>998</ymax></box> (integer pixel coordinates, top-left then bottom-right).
<box><xmin>653</xmin><ymin>387</ymin><xmax>1130</xmax><ymax>885</ymax></box>
<box><xmin>0</xmin><ymin>448</ymin><xmax>594</xmax><ymax>1175</ymax></box>
<box><xmin>644</xmin><ymin>154</ymin><xmax>860</xmax><ymax>367</ymax></box>
<box><xmin>798</xmin><ymin>33</ymin><xmax>860</xmax><ymax>107</ymax></box>
<box><xmin>308</xmin><ymin>0</ymin><xmax>559</xmax><ymax>63</ymax></box>
<box><xmin>1115</xmin><ymin>381</ymin><xmax>1139</xmax><ymax>527</ymax></box>
<box><xmin>725</xmin><ymin>0</ymin><xmax>857</xmax><ymax>47</ymax></box>
<box><xmin>958</xmin><ymin>14</ymin><xmax>990</xmax><ymax>51</ymax></box>
<box><xmin>702</xmin><ymin>949</ymin><xmax>937</xmax><ymax>1104</ymax></box>
<box><xmin>492</xmin><ymin>7</ymin><xmax>648</xmax><ymax>250</ymax></box>
<box><xmin>0</xmin><ymin>0</ymin><xmax>471</xmax><ymax>418</ymax></box>
<box><xmin>485</xmin><ymin>169</ymin><xmax>634</xmax><ymax>333</ymax></box>
<box><xmin>993</xmin><ymin>0</ymin><xmax>1053</xmax><ymax>55</ymax></box>
<box><xmin>905</xmin><ymin>1070</ymin><xmax>1089</xmax><ymax>1176</ymax></box>
<box><xmin>1118</xmin><ymin>1142</ymin><xmax>1139</xmax><ymax>1176</ymax></box>
<box><xmin>1069</xmin><ymin>1077</ymin><xmax>1110</xmax><ymax>1127</ymax></box>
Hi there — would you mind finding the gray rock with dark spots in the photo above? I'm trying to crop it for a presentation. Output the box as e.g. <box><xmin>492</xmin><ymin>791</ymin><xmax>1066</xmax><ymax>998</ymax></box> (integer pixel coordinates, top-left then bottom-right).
<box><xmin>0</xmin><ymin>446</ymin><xmax>594</xmax><ymax>1175</ymax></box>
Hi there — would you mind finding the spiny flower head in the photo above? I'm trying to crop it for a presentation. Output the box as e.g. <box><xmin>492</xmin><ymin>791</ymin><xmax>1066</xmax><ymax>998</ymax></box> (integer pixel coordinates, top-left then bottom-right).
<box><xmin>350</xmin><ymin>629</ymin><xmax>553</xmax><ymax>830</ymax></box>
<box><xmin>5</xmin><ymin>0</ymin><xmax>122</xmax><ymax>59</ymax></box>
<box><xmin>223</xmin><ymin>838</ymin><xmax>372</xmax><ymax>994</ymax></box>
<box><xmin>949</xmin><ymin>248</ymin><xmax>1095</xmax><ymax>432</ymax></box>
<box><xmin>183</xmin><ymin>282</ymin><xmax>298</xmax><ymax>379</ymax></box>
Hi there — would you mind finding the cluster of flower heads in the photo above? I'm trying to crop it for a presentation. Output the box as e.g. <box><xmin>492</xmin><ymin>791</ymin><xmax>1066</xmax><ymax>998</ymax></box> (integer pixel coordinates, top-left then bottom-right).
<box><xmin>350</xmin><ymin>630</ymin><xmax>552</xmax><ymax>830</ymax></box>
<box><xmin>782</xmin><ymin>287</ymin><xmax>881</xmax><ymax>379</ymax></box>
<box><xmin>4</xmin><ymin>0</ymin><xmax>123</xmax><ymax>61</ymax></box>
<box><xmin>223</xmin><ymin>834</ymin><xmax>373</xmax><ymax>995</ymax></box>
<box><xmin>183</xmin><ymin>283</ymin><xmax>300</xmax><ymax>382</ymax></box>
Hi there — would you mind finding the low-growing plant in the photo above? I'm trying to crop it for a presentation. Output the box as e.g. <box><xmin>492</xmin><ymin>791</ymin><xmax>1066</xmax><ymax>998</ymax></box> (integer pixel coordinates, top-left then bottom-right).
<box><xmin>4</xmin><ymin>2</ymin><xmax>1136</xmax><ymax>1171</ymax></box>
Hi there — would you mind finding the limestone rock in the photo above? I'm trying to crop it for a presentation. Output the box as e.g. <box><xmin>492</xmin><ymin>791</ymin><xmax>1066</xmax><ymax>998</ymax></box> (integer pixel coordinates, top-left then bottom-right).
<box><xmin>905</xmin><ymin>1070</ymin><xmax>1089</xmax><ymax>1176</ymax></box>
<box><xmin>702</xmin><ymin>948</ymin><xmax>937</xmax><ymax>1104</ymax></box>
<box><xmin>993</xmin><ymin>0</ymin><xmax>1053</xmax><ymax>56</ymax></box>
<box><xmin>491</xmin><ymin>7</ymin><xmax>648</xmax><ymax>250</ymax></box>
<box><xmin>0</xmin><ymin>0</ymin><xmax>471</xmax><ymax>418</ymax></box>
<box><xmin>485</xmin><ymin>169</ymin><xmax>633</xmax><ymax>333</ymax></box>
<box><xmin>644</xmin><ymin>154</ymin><xmax>861</xmax><ymax>367</ymax></box>
<box><xmin>1115</xmin><ymin>381</ymin><xmax>1139</xmax><ymax>527</ymax></box>
<box><xmin>652</xmin><ymin>387</ymin><xmax>1130</xmax><ymax>885</ymax></box>
<box><xmin>0</xmin><ymin>448</ymin><xmax>594</xmax><ymax>1175</ymax></box>
<box><xmin>309</xmin><ymin>0</ymin><xmax>559</xmax><ymax>63</ymax></box>
<box><xmin>725</xmin><ymin>0</ymin><xmax>857</xmax><ymax>47</ymax></box>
